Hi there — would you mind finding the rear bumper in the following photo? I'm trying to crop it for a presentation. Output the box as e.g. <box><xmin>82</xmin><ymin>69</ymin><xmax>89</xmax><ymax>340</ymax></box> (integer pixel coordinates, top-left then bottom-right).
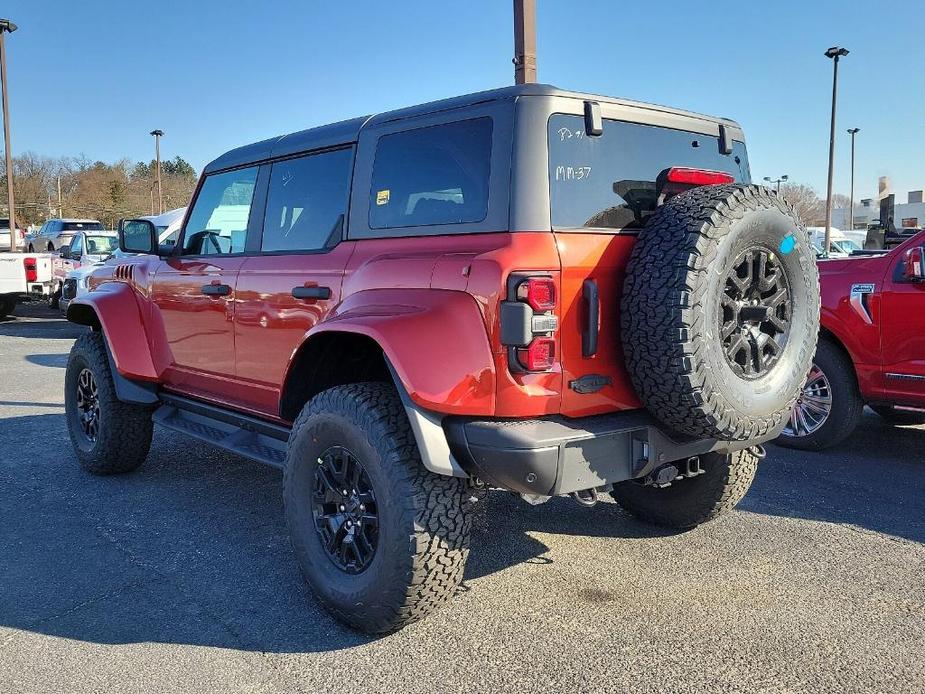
<box><xmin>445</xmin><ymin>410</ymin><xmax>780</xmax><ymax>496</ymax></box>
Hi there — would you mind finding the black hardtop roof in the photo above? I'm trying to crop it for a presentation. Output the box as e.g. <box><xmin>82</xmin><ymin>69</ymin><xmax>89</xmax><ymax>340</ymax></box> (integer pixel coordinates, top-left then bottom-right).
<box><xmin>204</xmin><ymin>83</ymin><xmax>741</xmax><ymax>174</ymax></box>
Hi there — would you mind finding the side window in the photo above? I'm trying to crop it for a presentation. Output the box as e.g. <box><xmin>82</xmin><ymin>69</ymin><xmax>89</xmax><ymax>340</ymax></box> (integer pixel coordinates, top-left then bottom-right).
<box><xmin>261</xmin><ymin>148</ymin><xmax>353</xmax><ymax>252</ymax></box>
<box><xmin>70</xmin><ymin>234</ymin><xmax>83</xmax><ymax>260</ymax></box>
<box><xmin>369</xmin><ymin>117</ymin><xmax>492</xmax><ymax>229</ymax></box>
<box><xmin>182</xmin><ymin>167</ymin><xmax>258</xmax><ymax>255</ymax></box>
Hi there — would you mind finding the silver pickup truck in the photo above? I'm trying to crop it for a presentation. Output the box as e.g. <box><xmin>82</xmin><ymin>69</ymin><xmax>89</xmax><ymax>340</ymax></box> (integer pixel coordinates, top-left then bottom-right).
<box><xmin>24</xmin><ymin>219</ymin><xmax>104</xmax><ymax>252</ymax></box>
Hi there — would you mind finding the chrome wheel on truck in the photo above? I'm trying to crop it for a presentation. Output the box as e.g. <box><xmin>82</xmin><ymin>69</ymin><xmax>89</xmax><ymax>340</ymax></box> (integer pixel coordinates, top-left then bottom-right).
<box><xmin>782</xmin><ymin>364</ymin><xmax>832</xmax><ymax>437</ymax></box>
<box><xmin>776</xmin><ymin>339</ymin><xmax>863</xmax><ymax>451</ymax></box>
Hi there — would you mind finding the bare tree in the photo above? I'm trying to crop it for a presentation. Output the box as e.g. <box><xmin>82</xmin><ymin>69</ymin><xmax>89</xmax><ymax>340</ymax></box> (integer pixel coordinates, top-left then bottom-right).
<box><xmin>1</xmin><ymin>151</ymin><xmax>197</xmax><ymax>227</ymax></box>
<box><xmin>777</xmin><ymin>183</ymin><xmax>825</xmax><ymax>225</ymax></box>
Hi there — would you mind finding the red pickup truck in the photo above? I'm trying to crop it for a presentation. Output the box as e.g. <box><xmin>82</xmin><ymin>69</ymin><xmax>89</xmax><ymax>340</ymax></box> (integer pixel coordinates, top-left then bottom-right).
<box><xmin>780</xmin><ymin>230</ymin><xmax>925</xmax><ymax>449</ymax></box>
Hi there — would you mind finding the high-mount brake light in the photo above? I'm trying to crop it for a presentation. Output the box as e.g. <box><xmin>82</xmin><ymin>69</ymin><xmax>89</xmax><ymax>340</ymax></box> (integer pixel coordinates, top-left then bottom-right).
<box><xmin>516</xmin><ymin>277</ymin><xmax>556</xmax><ymax>311</ymax></box>
<box><xmin>518</xmin><ymin>337</ymin><xmax>556</xmax><ymax>372</ymax></box>
<box><xmin>23</xmin><ymin>257</ymin><xmax>38</xmax><ymax>283</ymax></box>
<box><xmin>666</xmin><ymin>167</ymin><xmax>735</xmax><ymax>186</ymax></box>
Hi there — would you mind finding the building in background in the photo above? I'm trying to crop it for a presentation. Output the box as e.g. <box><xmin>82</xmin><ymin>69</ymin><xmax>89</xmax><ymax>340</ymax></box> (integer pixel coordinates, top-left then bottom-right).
<box><xmin>834</xmin><ymin>185</ymin><xmax>924</xmax><ymax>230</ymax></box>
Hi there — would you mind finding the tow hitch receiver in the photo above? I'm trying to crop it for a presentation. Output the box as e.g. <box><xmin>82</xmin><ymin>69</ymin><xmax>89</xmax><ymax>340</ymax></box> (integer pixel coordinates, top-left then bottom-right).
<box><xmin>643</xmin><ymin>456</ymin><xmax>705</xmax><ymax>488</ymax></box>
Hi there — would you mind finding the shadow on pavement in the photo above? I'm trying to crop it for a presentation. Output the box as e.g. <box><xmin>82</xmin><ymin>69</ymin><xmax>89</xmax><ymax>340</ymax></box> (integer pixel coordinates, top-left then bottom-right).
<box><xmin>0</xmin><ymin>406</ymin><xmax>922</xmax><ymax>655</ymax></box>
<box><xmin>743</xmin><ymin>409</ymin><xmax>925</xmax><ymax>544</ymax></box>
<box><xmin>24</xmin><ymin>354</ymin><xmax>69</xmax><ymax>369</ymax></box>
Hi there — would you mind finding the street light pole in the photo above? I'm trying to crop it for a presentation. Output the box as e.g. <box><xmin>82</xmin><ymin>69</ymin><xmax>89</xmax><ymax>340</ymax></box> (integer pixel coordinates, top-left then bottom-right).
<box><xmin>513</xmin><ymin>0</ymin><xmax>536</xmax><ymax>85</ymax></box>
<box><xmin>763</xmin><ymin>175</ymin><xmax>789</xmax><ymax>194</ymax></box>
<box><xmin>150</xmin><ymin>129</ymin><xmax>164</xmax><ymax>215</ymax></box>
<box><xmin>823</xmin><ymin>46</ymin><xmax>849</xmax><ymax>256</ymax></box>
<box><xmin>847</xmin><ymin>128</ymin><xmax>859</xmax><ymax>231</ymax></box>
<box><xmin>0</xmin><ymin>19</ymin><xmax>18</xmax><ymax>238</ymax></box>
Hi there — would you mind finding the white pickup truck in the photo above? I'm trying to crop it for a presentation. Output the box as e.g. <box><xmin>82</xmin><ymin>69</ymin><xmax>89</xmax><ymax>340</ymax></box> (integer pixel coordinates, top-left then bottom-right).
<box><xmin>0</xmin><ymin>253</ymin><xmax>56</xmax><ymax>319</ymax></box>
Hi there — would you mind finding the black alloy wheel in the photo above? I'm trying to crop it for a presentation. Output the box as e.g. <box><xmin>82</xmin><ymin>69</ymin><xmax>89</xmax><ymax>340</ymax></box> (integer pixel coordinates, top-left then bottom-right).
<box><xmin>720</xmin><ymin>247</ymin><xmax>792</xmax><ymax>379</ymax></box>
<box><xmin>311</xmin><ymin>446</ymin><xmax>379</xmax><ymax>574</ymax></box>
<box><xmin>75</xmin><ymin>367</ymin><xmax>101</xmax><ymax>443</ymax></box>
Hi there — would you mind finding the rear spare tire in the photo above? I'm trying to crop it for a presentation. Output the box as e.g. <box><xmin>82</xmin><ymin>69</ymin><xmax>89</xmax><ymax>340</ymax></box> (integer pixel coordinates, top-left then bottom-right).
<box><xmin>621</xmin><ymin>184</ymin><xmax>820</xmax><ymax>441</ymax></box>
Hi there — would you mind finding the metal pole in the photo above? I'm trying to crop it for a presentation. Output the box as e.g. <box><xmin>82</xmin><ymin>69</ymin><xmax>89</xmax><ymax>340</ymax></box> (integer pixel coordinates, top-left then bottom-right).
<box><xmin>513</xmin><ymin>0</ymin><xmax>536</xmax><ymax>85</ymax></box>
<box><xmin>847</xmin><ymin>128</ymin><xmax>859</xmax><ymax>231</ymax></box>
<box><xmin>0</xmin><ymin>22</ymin><xmax>16</xmax><ymax>237</ymax></box>
<box><xmin>57</xmin><ymin>174</ymin><xmax>62</xmax><ymax>217</ymax></box>
<box><xmin>151</xmin><ymin>129</ymin><xmax>164</xmax><ymax>215</ymax></box>
<box><xmin>823</xmin><ymin>47</ymin><xmax>848</xmax><ymax>256</ymax></box>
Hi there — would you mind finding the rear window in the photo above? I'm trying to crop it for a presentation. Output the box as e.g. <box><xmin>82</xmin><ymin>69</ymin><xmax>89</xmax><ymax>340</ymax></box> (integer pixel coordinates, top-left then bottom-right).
<box><xmin>548</xmin><ymin>114</ymin><xmax>750</xmax><ymax>232</ymax></box>
<box><xmin>369</xmin><ymin>118</ymin><xmax>492</xmax><ymax>229</ymax></box>
<box><xmin>62</xmin><ymin>222</ymin><xmax>104</xmax><ymax>231</ymax></box>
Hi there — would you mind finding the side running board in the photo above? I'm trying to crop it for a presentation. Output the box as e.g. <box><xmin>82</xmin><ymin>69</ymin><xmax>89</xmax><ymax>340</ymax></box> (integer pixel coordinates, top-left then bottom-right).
<box><xmin>153</xmin><ymin>394</ymin><xmax>290</xmax><ymax>468</ymax></box>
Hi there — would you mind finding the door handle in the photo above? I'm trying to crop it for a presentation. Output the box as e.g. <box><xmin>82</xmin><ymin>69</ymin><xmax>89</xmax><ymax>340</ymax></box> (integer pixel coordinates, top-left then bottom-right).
<box><xmin>292</xmin><ymin>286</ymin><xmax>332</xmax><ymax>300</ymax></box>
<box><xmin>201</xmin><ymin>283</ymin><xmax>231</xmax><ymax>296</ymax></box>
<box><xmin>582</xmin><ymin>278</ymin><xmax>600</xmax><ymax>357</ymax></box>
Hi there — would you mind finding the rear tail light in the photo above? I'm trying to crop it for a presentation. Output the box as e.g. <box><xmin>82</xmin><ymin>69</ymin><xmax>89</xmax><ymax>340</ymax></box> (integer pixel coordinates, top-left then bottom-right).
<box><xmin>516</xmin><ymin>277</ymin><xmax>556</xmax><ymax>311</ymax></box>
<box><xmin>23</xmin><ymin>257</ymin><xmax>37</xmax><ymax>283</ymax></box>
<box><xmin>666</xmin><ymin>167</ymin><xmax>735</xmax><ymax>186</ymax></box>
<box><xmin>517</xmin><ymin>337</ymin><xmax>555</xmax><ymax>371</ymax></box>
<box><xmin>501</xmin><ymin>274</ymin><xmax>559</xmax><ymax>373</ymax></box>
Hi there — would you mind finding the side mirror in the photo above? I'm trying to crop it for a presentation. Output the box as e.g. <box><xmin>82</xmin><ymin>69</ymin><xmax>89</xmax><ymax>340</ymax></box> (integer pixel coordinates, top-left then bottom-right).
<box><xmin>903</xmin><ymin>246</ymin><xmax>925</xmax><ymax>281</ymax></box>
<box><xmin>59</xmin><ymin>247</ymin><xmax>71</xmax><ymax>259</ymax></box>
<box><xmin>118</xmin><ymin>218</ymin><xmax>158</xmax><ymax>255</ymax></box>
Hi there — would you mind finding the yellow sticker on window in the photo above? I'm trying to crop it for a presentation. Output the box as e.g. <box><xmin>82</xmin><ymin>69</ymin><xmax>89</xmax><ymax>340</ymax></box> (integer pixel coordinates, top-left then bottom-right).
<box><xmin>376</xmin><ymin>189</ymin><xmax>390</xmax><ymax>206</ymax></box>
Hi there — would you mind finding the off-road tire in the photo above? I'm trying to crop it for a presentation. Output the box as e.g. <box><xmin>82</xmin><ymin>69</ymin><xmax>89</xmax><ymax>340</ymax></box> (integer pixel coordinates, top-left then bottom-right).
<box><xmin>870</xmin><ymin>404</ymin><xmax>925</xmax><ymax>426</ymax></box>
<box><xmin>622</xmin><ymin>184</ymin><xmax>820</xmax><ymax>441</ymax></box>
<box><xmin>65</xmin><ymin>331</ymin><xmax>154</xmax><ymax>474</ymax></box>
<box><xmin>284</xmin><ymin>382</ymin><xmax>472</xmax><ymax>634</ymax></box>
<box><xmin>776</xmin><ymin>339</ymin><xmax>863</xmax><ymax>451</ymax></box>
<box><xmin>610</xmin><ymin>449</ymin><xmax>760</xmax><ymax>529</ymax></box>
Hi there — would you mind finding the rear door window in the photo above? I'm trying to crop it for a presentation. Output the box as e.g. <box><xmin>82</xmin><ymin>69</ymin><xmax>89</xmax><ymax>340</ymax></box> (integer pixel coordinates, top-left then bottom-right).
<box><xmin>548</xmin><ymin>114</ymin><xmax>750</xmax><ymax>232</ymax></box>
<box><xmin>182</xmin><ymin>167</ymin><xmax>258</xmax><ymax>255</ymax></box>
<box><xmin>369</xmin><ymin>118</ymin><xmax>492</xmax><ymax>229</ymax></box>
<box><xmin>261</xmin><ymin>148</ymin><xmax>353</xmax><ymax>252</ymax></box>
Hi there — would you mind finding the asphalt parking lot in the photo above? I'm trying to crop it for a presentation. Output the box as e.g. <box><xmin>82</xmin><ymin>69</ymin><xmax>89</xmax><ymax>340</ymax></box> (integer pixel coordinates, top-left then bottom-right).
<box><xmin>1</xmin><ymin>303</ymin><xmax>923</xmax><ymax>694</ymax></box>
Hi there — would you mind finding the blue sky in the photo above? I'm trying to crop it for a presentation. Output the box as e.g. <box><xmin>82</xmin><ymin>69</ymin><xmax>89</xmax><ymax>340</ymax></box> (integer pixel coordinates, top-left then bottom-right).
<box><xmin>5</xmin><ymin>0</ymin><xmax>924</xmax><ymax>201</ymax></box>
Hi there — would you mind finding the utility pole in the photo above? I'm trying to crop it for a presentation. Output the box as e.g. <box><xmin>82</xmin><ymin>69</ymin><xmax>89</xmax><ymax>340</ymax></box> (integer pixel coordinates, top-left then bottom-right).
<box><xmin>513</xmin><ymin>0</ymin><xmax>536</xmax><ymax>85</ymax></box>
<box><xmin>847</xmin><ymin>128</ymin><xmax>859</xmax><ymax>231</ymax></box>
<box><xmin>57</xmin><ymin>174</ymin><xmax>62</xmax><ymax>217</ymax></box>
<box><xmin>150</xmin><ymin>129</ymin><xmax>164</xmax><ymax>214</ymax></box>
<box><xmin>0</xmin><ymin>19</ymin><xmax>17</xmax><ymax>237</ymax></box>
<box><xmin>823</xmin><ymin>46</ymin><xmax>849</xmax><ymax>256</ymax></box>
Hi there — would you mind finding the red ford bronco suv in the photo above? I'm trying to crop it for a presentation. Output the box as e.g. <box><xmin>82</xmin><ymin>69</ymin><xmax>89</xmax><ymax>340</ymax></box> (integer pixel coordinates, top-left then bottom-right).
<box><xmin>64</xmin><ymin>84</ymin><xmax>820</xmax><ymax>633</ymax></box>
<box><xmin>779</xmin><ymin>230</ymin><xmax>925</xmax><ymax>450</ymax></box>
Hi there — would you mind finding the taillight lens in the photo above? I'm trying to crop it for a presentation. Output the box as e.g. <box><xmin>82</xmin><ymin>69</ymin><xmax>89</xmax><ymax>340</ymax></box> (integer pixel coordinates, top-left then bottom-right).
<box><xmin>516</xmin><ymin>277</ymin><xmax>556</xmax><ymax>311</ymax></box>
<box><xmin>24</xmin><ymin>258</ymin><xmax>37</xmax><ymax>283</ymax></box>
<box><xmin>518</xmin><ymin>337</ymin><xmax>556</xmax><ymax>371</ymax></box>
<box><xmin>666</xmin><ymin>167</ymin><xmax>735</xmax><ymax>186</ymax></box>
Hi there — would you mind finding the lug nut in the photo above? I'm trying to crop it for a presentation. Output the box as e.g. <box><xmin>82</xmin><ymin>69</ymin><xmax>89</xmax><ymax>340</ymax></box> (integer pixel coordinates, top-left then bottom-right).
<box><xmin>339</xmin><ymin>504</ymin><xmax>345</xmax><ymax>512</ymax></box>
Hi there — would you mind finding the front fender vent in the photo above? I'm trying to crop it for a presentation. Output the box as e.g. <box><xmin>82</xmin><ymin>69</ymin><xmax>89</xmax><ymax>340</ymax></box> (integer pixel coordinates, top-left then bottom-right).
<box><xmin>114</xmin><ymin>264</ymin><xmax>135</xmax><ymax>282</ymax></box>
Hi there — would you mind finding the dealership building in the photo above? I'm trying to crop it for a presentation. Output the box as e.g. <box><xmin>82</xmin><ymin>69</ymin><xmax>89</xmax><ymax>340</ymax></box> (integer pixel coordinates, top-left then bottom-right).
<box><xmin>834</xmin><ymin>188</ymin><xmax>925</xmax><ymax>230</ymax></box>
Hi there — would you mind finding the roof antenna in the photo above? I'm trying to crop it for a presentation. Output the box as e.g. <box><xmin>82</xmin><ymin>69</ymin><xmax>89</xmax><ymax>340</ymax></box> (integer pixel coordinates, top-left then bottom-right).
<box><xmin>513</xmin><ymin>0</ymin><xmax>537</xmax><ymax>85</ymax></box>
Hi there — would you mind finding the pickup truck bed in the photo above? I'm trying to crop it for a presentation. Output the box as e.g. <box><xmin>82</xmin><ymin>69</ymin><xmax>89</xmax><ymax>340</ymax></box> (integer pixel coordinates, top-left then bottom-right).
<box><xmin>0</xmin><ymin>253</ymin><xmax>56</xmax><ymax>307</ymax></box>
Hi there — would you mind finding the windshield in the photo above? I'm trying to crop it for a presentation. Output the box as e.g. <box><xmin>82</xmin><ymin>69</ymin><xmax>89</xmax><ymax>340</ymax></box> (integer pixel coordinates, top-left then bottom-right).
<box><xmin>832</xmin><ymin>238</ymin><xmax>861</xmax><ymax>254</ymax></box>
<box><xmin>548</xmin><ymin>114</ymin><xmax>750</xmax><ymax>232</ymax></box>
<box><xmin>85</xmin><ymin>235</ymin><xmax>118</xmax><ymax>255</ymax></box>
